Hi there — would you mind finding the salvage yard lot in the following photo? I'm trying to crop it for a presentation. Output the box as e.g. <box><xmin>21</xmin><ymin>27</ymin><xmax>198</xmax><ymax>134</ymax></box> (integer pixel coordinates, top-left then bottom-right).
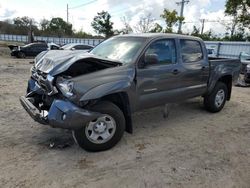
<box><xmin>0</xmin><ymin>49</ymin><xmax>249</xmax><ymax>188</ymax></box>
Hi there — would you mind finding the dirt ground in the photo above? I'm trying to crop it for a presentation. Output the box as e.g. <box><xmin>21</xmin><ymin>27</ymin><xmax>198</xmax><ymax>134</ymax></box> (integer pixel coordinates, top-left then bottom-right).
<box><xmin>0</xmin><ymin>47</ymin><xmax>250</xmax><ymax>188</ymax></box>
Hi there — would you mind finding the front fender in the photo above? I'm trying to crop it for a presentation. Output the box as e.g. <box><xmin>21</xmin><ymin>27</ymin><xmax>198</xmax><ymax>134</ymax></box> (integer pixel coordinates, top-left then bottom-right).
<box><xmin>80</xmin><ymin>80</ymin><xmax>132</xmax><ymax>101</ymax></box>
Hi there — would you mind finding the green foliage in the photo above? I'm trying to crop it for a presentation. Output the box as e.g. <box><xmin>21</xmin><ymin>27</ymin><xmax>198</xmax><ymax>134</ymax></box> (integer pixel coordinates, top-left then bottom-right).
<box><xmin>40</xmin><ymin>19</ymin><xmax>50</xmax><ymax>31</ymax></box>
<box><xmin>224</xmin><ymin>0</ymin><xmax>250</xmax><ymax>39</ymax></box>
<box><xmin>12</xmin><ymin>16</ymin><xmax>38</xmax><ymax>35</ymax></box>
<box><xmin>160</xmin><ymin>9</ymin><xmax>184</xmax><ymax>33</ymax></box>
<box><xmin>91</xmin><ymin>11</ymin><xmax>114</xmax><ymax>37</ymax></box>
<box><xmin>225</xmin><ymin>0</ymin><xmax>250</xmax><ymax>24</ymax></box>
<box><xmin>190</xmin><ymin>26</ymin><xmax>219</xmax><ymax>41</ymax></box>
<box><xmin>74</xmin><ymin>30</ymin><xmax>95</xmax><ymax>38</ymax></box>
<box><xmin>191</xmin><ymin>26</ymin><xmax>200</xmax><ymax>36</ymax></box>
<box><xmin>48</xmin><ymin>17</ymin><xmax>73</xmax><ymax>37</ymax></box>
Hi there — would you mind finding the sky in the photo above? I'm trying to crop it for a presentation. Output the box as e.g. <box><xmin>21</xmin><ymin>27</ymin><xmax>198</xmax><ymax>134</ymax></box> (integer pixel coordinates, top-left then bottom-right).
<box><xmin>0</xmin><ymin>0</ymin><xmax>229</xmax><ymax>35</ymax></box>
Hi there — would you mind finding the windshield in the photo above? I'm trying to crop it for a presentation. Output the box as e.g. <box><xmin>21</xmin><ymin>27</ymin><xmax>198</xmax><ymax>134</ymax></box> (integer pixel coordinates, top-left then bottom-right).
<box><xmin>90</xmin><ymin>37</ymin><xmax>146</xmax><ymax>64</ymax></box>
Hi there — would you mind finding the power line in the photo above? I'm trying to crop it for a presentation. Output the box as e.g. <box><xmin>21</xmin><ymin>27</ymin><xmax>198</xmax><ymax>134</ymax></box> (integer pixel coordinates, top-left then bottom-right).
<box><xmin>69</xmin><ymin>0</ymin><xmax>97</xmax><ymax>9</ymax></box>
<box><xmin>183</xmin><ymin>19</ymin><xmax>233</xmax><ymax>24</ymax></box>
<box><xmin>67</xmin><ymin>0</ymin><xmax>98</xmax><ymax>23</ymax></box>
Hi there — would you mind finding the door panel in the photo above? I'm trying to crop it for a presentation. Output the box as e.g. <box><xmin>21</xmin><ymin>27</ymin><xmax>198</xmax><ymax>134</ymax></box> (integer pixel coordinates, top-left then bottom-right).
<box><xmin>178</xmin><ymin>39</ymin><xmax>209</xmax><ymax>98</ymax></box>
<box><xmin>136</xmin><ymin>39</ymin><xmax>182</xmax><ymax>110</ymax></box>
<box><xmin>137</xmin><ymin>63</ymin><xmax>183</xmax><ymax>110</ymax></box>
<box><xmin>136</xmin><ymin>38</ymin><xmax>210</xmax><ymax>111</ymax></box>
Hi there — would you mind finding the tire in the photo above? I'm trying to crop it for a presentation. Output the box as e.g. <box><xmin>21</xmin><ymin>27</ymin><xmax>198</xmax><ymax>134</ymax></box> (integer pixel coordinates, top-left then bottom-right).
<box><xmin>204</xmin><ymin>82</ymin><xmax>228</xmax><ymax>113</ymax></box>
<box><xmin>72</xmin><ymin>101</ymin><xmax>125</xmax><ymax>152</ymax></box>
<box><xmin>17</xmin><ymin>51</ymin><xmax>25</xmax><ymax>58</ymax></box>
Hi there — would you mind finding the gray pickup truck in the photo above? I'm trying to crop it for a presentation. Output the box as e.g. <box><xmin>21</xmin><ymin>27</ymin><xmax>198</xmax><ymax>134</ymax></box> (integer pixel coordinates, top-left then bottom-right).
<box><xmin>20</xmin><ymin>33</ymin><xmax>241</xmax><ymax>151</ymax></box>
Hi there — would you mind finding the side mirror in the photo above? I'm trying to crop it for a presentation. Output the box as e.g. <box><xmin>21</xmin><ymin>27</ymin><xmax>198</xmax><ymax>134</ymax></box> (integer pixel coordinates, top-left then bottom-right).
<box><xmin>144</xmin><ymin>53</ymin><xmax>159</xmax><ymax>66</ymax></box>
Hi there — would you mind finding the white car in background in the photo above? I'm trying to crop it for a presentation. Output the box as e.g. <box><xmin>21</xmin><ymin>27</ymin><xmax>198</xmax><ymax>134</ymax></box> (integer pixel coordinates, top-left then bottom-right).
<box><xmin>61</xmin><ymin>43</ymin><xmax>94</xmax><ymax>51</ymax></box>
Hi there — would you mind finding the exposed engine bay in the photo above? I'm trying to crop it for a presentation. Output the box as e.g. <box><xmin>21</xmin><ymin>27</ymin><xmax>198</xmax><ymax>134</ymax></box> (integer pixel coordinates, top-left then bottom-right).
<box><xmin>59</xmin><ymin>59</ymin><xmax>119</xmax><ymax>78</ymax></box>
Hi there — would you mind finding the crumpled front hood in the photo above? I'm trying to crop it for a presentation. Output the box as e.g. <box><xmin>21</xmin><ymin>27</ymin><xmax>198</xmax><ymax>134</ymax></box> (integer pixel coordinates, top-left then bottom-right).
<box><xmin>34</xmin><ymin>50</ymin><xmax>92</xmax><ymax>75</ymax></box>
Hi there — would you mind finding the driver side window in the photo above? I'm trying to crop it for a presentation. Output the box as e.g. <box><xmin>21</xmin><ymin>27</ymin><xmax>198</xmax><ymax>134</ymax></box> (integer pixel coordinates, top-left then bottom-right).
<box><xmin>145</xmin><ymin>39</ymin><xmax>176</xmax><ymax>65</ymax></box>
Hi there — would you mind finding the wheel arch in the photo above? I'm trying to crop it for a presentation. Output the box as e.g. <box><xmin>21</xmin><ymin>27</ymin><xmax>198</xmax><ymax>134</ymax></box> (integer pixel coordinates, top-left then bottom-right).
<box><xmin>217</xmin><ymin>75</ymin><xmax>232</xmax><ymax>100</ymax></box>
<box><xmin>208</xmin><ymin>75</ymin><xmax>232</xmax><ymax>100</ymax></box>
<box><xmin>100</xmin><ymin>92</ymin><xmax>133</xmax><ymax>134</ymax></box>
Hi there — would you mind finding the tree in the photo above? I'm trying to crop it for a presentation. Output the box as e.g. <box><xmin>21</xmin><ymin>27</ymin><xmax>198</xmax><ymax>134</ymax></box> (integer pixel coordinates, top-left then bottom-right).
<box><xmin>0</xmin><ymin>19</ymin><xmax>15</xmax><ymax>34</ymax></box>
<box><xmin>13</xmin><ymin>16</ymin><xmax>38</xmax><ymax>35</ymax></box>
<box><xmin>190</xmin><ymin>26</ymin><xmax>220</xmax><ymax>41</ymax></box>
<box><xmin>74</xmin><ymin>29</ymin><xmax>93</xmax><ymax>38</ymax></box>
<box><xmin>150</xmin><ymin>23</ymin><xmax>163</xmax><ymax>33</ymax></box>
<box><xmin>160</xmin><ymin>9</ymin><xmax>184</xmax><ymax>33</ymax></box>
<box><xmin>225</xmin><ymin>0</ymin><xmax>250</xmax><ymax>26</ymax></box>
<box><xmin>225</xmin><ymin>0</ymin><xmax>250</xmax><ymax>38</ymax></box>
<box><xmin>134</xmin><ymin>13</ymin><xmax>155</xmax><ymax>33</ymax></box>
<box><xmin>48</xmin><ymin>17</ymin><xmax>73</xmax><ymax>37</ymax></box>
<box><xmin>91</xmin><ymin>11</ymin><xmax>114</xmax><ymax>38</ymax></box>
<box><xmin>40</xmin><ymin>19</ymin><xmax>50</xmax><ymax>31</ymax></box>
<box><xmin>13</xmin><ymin>16</ymin><xmax>32</xmax><ymax>28</ymax></box>
<box><xmin>191</xmin><ymin>26</ymin><xmax>200</xmax><ymax>36</ymax></box>
<box><xmin>120</xmin><ymin>16</ymin><xmax>133</xmax><ymax>34</ymax></box>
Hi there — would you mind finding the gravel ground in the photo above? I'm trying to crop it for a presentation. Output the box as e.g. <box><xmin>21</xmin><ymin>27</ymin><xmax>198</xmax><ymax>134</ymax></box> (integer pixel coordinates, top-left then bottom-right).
<box><xmin>0</xmin><ymin>49</ymin><xmax>249</xmax><ymax>188</ymax></box>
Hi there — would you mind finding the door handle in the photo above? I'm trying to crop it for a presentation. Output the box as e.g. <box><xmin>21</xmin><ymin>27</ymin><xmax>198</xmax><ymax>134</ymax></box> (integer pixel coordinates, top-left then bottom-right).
<box><xmin>201</xmin><ymin>66</ymin><xmax>207</xmax><ymax>70</ymax></box>
<box><xmin>172</xmin><ymin>69</ymin><xmax>180</xmax><ymax>75</ymax></box>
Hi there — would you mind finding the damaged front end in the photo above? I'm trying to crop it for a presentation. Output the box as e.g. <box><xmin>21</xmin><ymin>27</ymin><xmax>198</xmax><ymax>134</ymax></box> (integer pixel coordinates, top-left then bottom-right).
<box><xmin>20</xmin><ymin>52</ymin><xmax>123</xmax><ymax>130</ymax></box>
<box><xmin>20</xmin><ymin>96</ymin><xmax>101</xmax><ymax>129</ymax></box>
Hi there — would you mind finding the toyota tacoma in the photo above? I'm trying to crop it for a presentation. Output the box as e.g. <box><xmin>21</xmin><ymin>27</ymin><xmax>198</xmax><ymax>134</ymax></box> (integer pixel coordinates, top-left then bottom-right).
<box><xmin>20</xmin><ymin>34</ymin><xmax>241</xmax><ymax>151</ymax></box>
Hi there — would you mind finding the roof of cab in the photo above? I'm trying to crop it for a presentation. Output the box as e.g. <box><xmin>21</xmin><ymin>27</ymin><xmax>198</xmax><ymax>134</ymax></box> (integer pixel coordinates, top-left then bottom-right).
<box><xmin>117</xmin><ymin>33</ymin><xmax>202</xmax><ymax>41</ymax></box>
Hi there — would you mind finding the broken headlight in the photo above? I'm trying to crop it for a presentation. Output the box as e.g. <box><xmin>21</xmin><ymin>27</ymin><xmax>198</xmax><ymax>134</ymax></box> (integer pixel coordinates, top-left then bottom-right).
<box><xmin>57</xmin><ymin>79</ymin><xmax>74</xmax><ymax>97</ymax></box>
<box><xmin>30</xmin><ymin>66</ymin><xmax>35</xmax><ymax>75</ymax></box>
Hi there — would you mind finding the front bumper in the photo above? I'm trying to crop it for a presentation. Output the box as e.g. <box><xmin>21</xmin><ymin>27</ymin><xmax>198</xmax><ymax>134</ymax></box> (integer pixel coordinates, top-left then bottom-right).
<box><xmin>20</xmin><ymin>96</ymin><xmax>100</xmax><ymax>130</ymax></box>
<box><xmin>244</xmin><ymin>66</ymin><xmax>250</xmax><ymax>83</ymax></box>
<box><xmin>11</xmin><ymin>51</ymin><xmax>17</xmax><ymax>56</ymax></box>
<box><xmin>245</xmin><ymin>73</ymin><xmax>250</xmax><ymax>83</ymax></box>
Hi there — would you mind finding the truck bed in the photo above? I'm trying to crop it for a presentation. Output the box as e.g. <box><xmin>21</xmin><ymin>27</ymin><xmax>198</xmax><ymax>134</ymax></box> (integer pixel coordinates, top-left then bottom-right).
<box><xmin>209</xmin><ymin>57</ymin><xmax>241</xmax><ymax>69</ymax></box>
<box><xmin>208</xmin><ymin>57</ymin><xmax>241</xmax><ymax>85</ymax></box>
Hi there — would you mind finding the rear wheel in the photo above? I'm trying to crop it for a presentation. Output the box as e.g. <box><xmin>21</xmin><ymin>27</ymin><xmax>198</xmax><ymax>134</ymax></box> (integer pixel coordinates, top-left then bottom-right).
<box><xmin>204</xmin><ymin>82</ymin><xmax>228</xmax><ymax>113</ymax></box>
<box><xmin>72</xmin><ymin>101</ymin><xmax>125</xmax><ymax>152</ymax></box>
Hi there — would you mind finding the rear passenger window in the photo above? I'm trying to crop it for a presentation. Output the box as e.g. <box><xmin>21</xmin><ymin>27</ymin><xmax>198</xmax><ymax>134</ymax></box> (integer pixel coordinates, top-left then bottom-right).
<box><xmin>180</xmin><ymin>40</ymin><xmax>203</xmax><ymax>63</ymax></box>
<box><xmin>145</xmin><ymin>39</ymin><xmax>177</xmax><ymax>65</ymax></box>
<box><xmin>75</xmin><ymin>45</ymin><xmax>92</xmax><ymax>50</ymax></box>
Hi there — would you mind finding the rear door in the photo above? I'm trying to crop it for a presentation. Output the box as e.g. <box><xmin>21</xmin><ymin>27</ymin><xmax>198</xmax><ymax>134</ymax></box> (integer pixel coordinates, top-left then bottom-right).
<box><xmin>74</xmin><ymin>45</ymin><xmax>93</xmax><ymax>50</ymax></box>
<box><xmin>178</xmin><ymin>39</ymin><xmax>209</xmax><ymax>98</ymax></box>
<box><xmin>31</xmin><ymin>44</ymin><xmax>48</xmax><ymax>56</ymax></box>
<box><xmin>136</xmin><ymin>38</ymin><xmax>183</xmax><ymax>110</ymax></box>
<box><xmin>21</xmin><ymin>44</ymin><xmax>32</xmax><ymax>56</ymax></box>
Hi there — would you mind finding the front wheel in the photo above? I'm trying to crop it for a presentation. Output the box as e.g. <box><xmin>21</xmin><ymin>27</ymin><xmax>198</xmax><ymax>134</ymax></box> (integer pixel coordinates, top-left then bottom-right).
<box><xmin>204</xmin><ymin>82</ymin><xmax>228</xmax><ymax>113</ymax></box>
<box><xmin>72</xmin><ymin>101</ymin><xmax>125</xmax><ymax>152</ymax></box>
<box><xmin>17</xmin><ymin>51</ymin><xmax>25</xmax><ymax>58</ymax></box>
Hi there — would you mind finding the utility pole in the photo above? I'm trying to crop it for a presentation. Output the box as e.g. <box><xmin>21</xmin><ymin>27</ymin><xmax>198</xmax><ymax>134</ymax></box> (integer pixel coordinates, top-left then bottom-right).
<box><xmin>67</xmin><ymin>4</ymin><xmax>69</xmax><ymax>23</ymax></box>
<box><xmin>176</xmin><ymin>0</ymin><xmax>189</xmax><ymax>33</ymax></box>
<box><xmin>200</xmin><ymin>19</ymin><xmax>205</xmax><ymax>35</ymax></box>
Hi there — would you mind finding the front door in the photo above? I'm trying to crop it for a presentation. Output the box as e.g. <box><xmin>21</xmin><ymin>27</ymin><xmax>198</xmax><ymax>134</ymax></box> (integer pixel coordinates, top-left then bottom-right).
<box><xmin>136</xmin><ymin>38</ymin><xmax>182</xmax><ymax>110</ymax></box>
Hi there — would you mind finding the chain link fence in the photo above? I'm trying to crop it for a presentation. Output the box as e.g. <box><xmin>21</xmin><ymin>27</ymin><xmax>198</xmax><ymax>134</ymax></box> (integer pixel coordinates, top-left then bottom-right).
<box><xmin>0</xmin><ymin>34</ymin><xmax>103</xmax><ymax>46</ymax></box>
